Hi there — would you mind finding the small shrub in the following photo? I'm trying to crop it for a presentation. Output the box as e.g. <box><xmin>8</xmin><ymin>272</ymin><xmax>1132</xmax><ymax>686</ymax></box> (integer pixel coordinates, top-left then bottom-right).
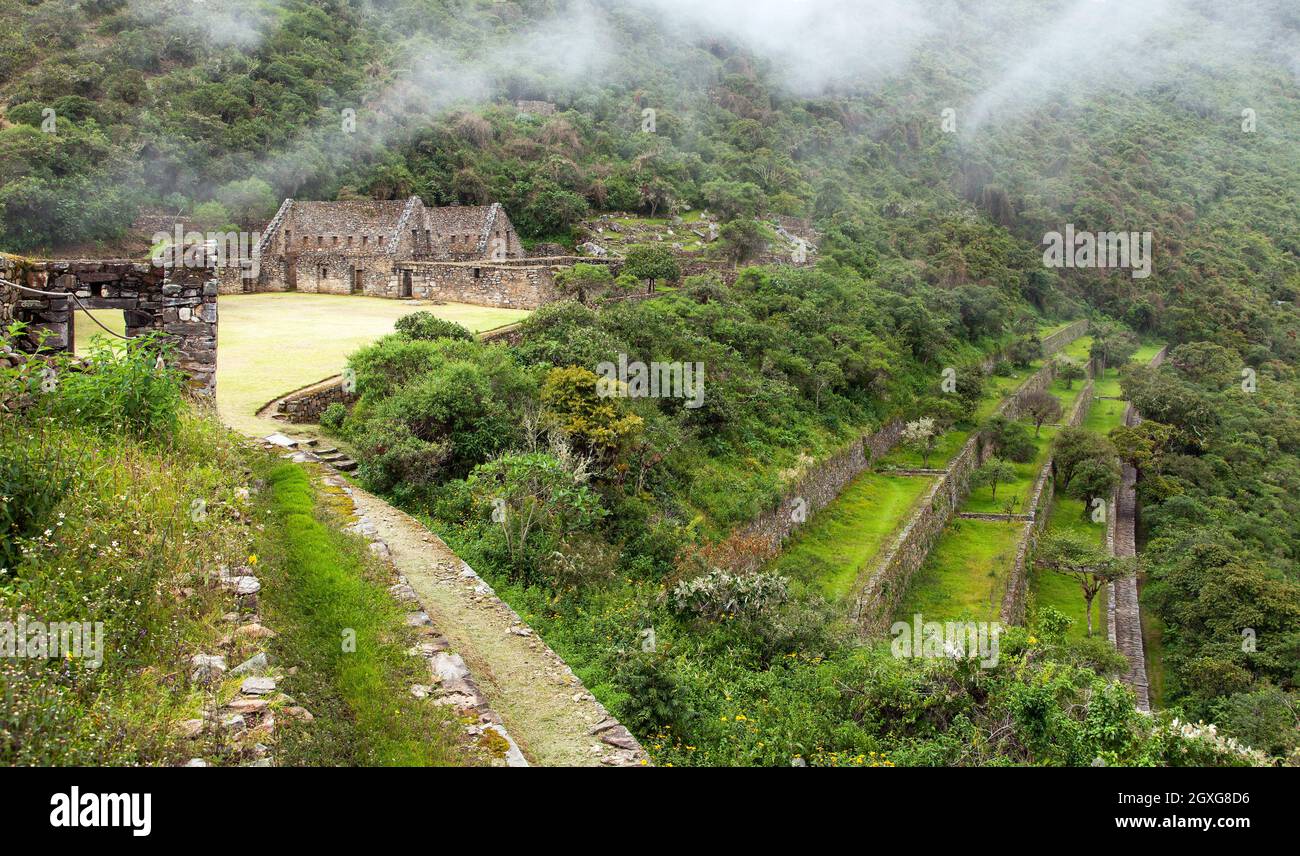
<box><xmin>44</xmin><ymin>333</ymin><xmax>184</xmax><ymax>440</ymax></box>
<box><xmin>320</xmin><ymin>402</ymin><xmax>347</xmax><ymax>433</ymax></box>
<box><xmin>671</xmin><ymin>568</ymin><xmax>789</xmax><ymax>621</ymax></box>
<box><xmin>612</xmin><ymin>650</ymin><xmax>694</xmax><ymax>733</ymax></box>
<box><xmin>393</xmin><ymin>312</ymin><xmax>474</xmax><ymax>342</ymax></box>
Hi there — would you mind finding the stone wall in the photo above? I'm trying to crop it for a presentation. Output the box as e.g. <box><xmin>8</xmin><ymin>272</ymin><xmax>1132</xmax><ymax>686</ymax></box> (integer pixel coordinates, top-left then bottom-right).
<box><xmin>999</xmin><ymin>359</ymin><xmax>1060</xmax><ymax>420</ymax></box>
<box><xmin>395</xmin><ymin>260</ymin><xmax>561</xmax><ymax>309</ymax></box>
<box><xmin>851</xmin><ymin>431</ymin><xmax>983</xmax><ymax>635</ymax></box>
<box><xmin>1105</xmin><ymin>344</ymin><xmax>1164</xmax><ymax>712</ymax></box>
<box><xmin>276</xmin><ymin>377</ymin><xmax>357</xmax><ymax>423</ymax></box>
<box><xmin>1</xmin><ymin>257</ymin><xmax>218</xmax><ymax>395</ymax></box>
<box><xmin>478</xmin><ymin>323</ymin><xmax>525</xmax><ymax>346</ymax></box>
<box><xmin>1041</xmin><ymin>319</ymin><xmax>1090</xmax><ymax>357</ymax></box>
<box><xmin>850</xmin><ymin>354</ymin><xmax>1081</xmax><ymax>635</ymax></box>
<box><xmin>999</xmin><ymin>374</ymin><xmax>1096</xmax><ymax>624</ymax></box>
<box><xmin>0</xmin><ymin>277</ymin><xmax>17</xmax><ymax>328</ymax></box>
<box><xmin>733</xmin><ymin>419</ymin><xmax>905</xmax><ymax>561</ymax></box>
<box><xmin>731</xmin><ymin>323</ymin><xmax>1093</xmax><ymax>601</ymax></box>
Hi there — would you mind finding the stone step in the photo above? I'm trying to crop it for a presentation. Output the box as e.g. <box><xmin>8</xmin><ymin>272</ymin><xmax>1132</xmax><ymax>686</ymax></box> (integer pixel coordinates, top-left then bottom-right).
<box><xmin>333</xmin><ymin>459</ymin><xmax>358</xmax><ymax>472</ymax></box>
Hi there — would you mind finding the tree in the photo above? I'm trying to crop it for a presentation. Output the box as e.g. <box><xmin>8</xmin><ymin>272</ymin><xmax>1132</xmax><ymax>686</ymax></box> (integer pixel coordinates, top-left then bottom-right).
<box><xmin>1168</xmin><ymin>341</ymin><xmax>1240</xmax><ymax>387</ymax></box>
<box><xmin>902</xmin><ymin>416</ymin><xmax>939</xmax><ymax>468</ymax></box>
<box><xmin>214</xmin><ymin>178</ymin><xmax>279</xmax><ymax>228</ymax></box>
<box><xmin>191</xmin><ymin>200</ymin><xmax>233</xmax><ymax>231</ymax></box>
<box><xmin>701</xmin><ymin>179</ymin><xmax>766</xmax><ymax>220</ymax></box>
<box><xmin>1122</xmin><ymin>367</ymin><xmax>1220</xmax><ymax>451</ymax></box>
<box><xmin>1006</xmin><ymin>335</ymin><xmax>1042</xmax><ymax>369</ymax></box>
<box><xmin>1051</xmin><ymin>427</ymin><xmax>1115</xmax><ymax>493</ymax></box>
<box><xmin>623</xmin><ymin>245</ymin><xmax>680</xmax><ymax>293</ymax></box>
<box><xmin>1035</xmin><ymin>533</ymin><xmax>1134</xmax><ymax>637</ymax></box>
<box><xmin>980</xmin><ymin>416</ymin><xmax>1035</xmax><ymax>462</ymax></box>
<box><xmin>638</xmin><ymin>177</ymin><xmax>675</xmax><ymax>218</ymax></box>
<box><xmin>718</xmin><ymin>219</ymin><xmax>767</xmax><ymax>267</ymax></box>
<box><xmin>1109</xmin><ymin>420</ymin><xmax>1174</xmax><ymax>480</ymax></box>
<box><xmin>523</xmin><ymin>185</ymin><xmax>589</xmax><ymax>236</ymax></box>
<box><xmin>972</xmin><ymin>459</ymin><xmax>1017</xmax><ymax>502</ymax></box>
<box><xmin>1089</xmin><ymin>324</ymin><xmax>1141</xmax><ymax>377</ymax></box>
<box><xmin>1020</xmin><ymin>389</ymin><xmax>1063</xmax><ymax>436</ymax></box>
<box><xmin>554</xmin><ymin>263</ymin><xmax>614</xmax><ymax>304</ymax></box>
<box><xmin>540</xmin><ymin>365</ymin><xmax>643</xmax><ymax>461</ymax></box>
<box><xmin>1069</xmin><ymin>457</ymin><xmax>1120</xmax><ymax>520</ymax></box>
<box><xmin>1055</xmin><ymin>357</ymin><xmax>1087</xmax><ymax>389</ymax></box>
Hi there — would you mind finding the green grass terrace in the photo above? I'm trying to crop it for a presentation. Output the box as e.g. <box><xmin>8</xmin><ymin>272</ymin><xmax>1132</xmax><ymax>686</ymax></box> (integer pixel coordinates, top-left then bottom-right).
<box><xmin>766</xmin><ymin>319</ymin><xmax>1087</xmax><ymax>608</ymax></box>
<box><xmin>893</xmin><ymin>518</ymin><xmax>1022</xmax><ymax>624</ymax></box>
<box><xmin>768</xmin><ymin>472</ymin><xmax>936</xmax><ymax>602</ymax></box>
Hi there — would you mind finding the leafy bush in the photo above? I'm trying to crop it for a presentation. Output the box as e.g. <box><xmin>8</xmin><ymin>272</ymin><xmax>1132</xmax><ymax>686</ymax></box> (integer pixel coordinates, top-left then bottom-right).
<box><xmin>320</xmin><ymin>401</ymin><xmax>347</xmax><ymax>433</ymax></box>
<box><xmin>393</xmin><ymin>312</ymin><xmax>474</xmax><ymax>342</ymax></box>
<box><xmin>671</xmin><ymin>568</ymin><xmax>789</xmax><ymax>621</ymax></box>
<box><xmin>43</xmin><ymin>333</ymin><xmax>184</xmax><ymax>440</ymax></box>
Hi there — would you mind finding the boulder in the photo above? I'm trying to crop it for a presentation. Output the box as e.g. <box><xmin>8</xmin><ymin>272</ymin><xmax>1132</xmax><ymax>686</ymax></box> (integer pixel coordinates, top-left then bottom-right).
<box><xmin>189</xmin><ymin>654</ymin><xmax>227</xmax><ymax>686</ymax></box>
<box><xmin>240</xmin><ymin>676</ymin><xmax>276</xmax><ymax>696</ymax></box>
<box><xmin>230</xmin><ymin>652</ymin><xmax>269</xmax><ymax>676</ymax></box>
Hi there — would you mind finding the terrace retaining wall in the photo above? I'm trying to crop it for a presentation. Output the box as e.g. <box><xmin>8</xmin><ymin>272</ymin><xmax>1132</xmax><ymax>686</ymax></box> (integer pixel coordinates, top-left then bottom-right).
<box><xmin>733</xmin><ymin>418</ymin><xmax>906</xmax><ymax>563</ymax></box>
<box><xmin>1041</xmin><ymin>319</ymin><xmax>1089</xmax><ymax>357</ymax></box>
<box><xmin>732</xmin><ymin>320</ymin><xmax>1091</xmax><ymax>575</ymax></box>
<box><xmin>998</xmin><ymin>378</ymin><xmax>1095</xmax><ymax>624</ymax></box>
<box><xmin>851</xmin><ymin>352</ymin><xmax>1084</xmax><ymax>635</ymax></box>
<box><xmin>1106</xmin><ymin>344</ymin><xmax>1165</xmax><ymax>712</ymax></box>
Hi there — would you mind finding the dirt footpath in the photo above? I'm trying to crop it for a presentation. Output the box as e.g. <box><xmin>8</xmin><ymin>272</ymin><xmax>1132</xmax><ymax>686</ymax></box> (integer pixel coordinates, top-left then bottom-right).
<box><xmin>344</xmin><ymin>483</ymin><xmax>647</xmax><ymax>767</ymax></box>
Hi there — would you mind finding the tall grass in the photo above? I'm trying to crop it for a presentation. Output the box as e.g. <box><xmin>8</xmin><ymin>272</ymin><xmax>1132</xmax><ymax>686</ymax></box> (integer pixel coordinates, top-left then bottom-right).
<box><xmin>1</xmin><ymin>330</ymin><xmax>467</xmax><ymax>766</ymax></box>
<box><xmin>0</xmin><ymin>412</ymin><xmax>258</xmax><ymax>765</ymax></box>
<box><xmin>256</xmin><ymin>465</ymin><xmax>466</xmax><ymax>767</ymax></box>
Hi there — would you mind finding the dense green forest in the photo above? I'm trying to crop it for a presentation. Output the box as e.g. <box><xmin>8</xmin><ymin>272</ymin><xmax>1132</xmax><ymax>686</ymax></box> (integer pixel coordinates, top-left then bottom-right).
<box><xmin>2</xmin><ymin>0</ymin><xmax>1297</xmax><ymax>765</ymax></box>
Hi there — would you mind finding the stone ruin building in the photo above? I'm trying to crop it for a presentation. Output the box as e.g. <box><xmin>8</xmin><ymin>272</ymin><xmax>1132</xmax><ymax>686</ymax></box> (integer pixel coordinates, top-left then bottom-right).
<box><xmin>2</xmin><ymin>255</ymin><xmax>218</xmax><ymax>395</ymax></box>
<box><xmin>222</xmin><ymin>197</ymin><xmax>531</xmax><ymax>301</ymax></box>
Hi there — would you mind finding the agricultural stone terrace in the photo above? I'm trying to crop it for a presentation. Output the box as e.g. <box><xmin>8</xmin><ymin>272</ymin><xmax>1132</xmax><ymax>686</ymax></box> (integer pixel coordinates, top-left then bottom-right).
<box><xmin>752</xmin><ymin>320</ymin><xmax>1091</xmax><ymax>635</ymax></box>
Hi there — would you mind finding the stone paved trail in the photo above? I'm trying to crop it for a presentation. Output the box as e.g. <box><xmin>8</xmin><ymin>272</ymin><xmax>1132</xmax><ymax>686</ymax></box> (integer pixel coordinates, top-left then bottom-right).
<box><xmin>1105</xmin><ymin>350</ymin><xmax>1166</xmax><ymax>714</ymax></box>
<box><xmin>343</xmin><ymin>482</ymin><xmax>647</xmax><ymax>767</ymax></box>
<box><xmin>1109</xmin><ymin>456</ymin><xmax>1151</xmax><ymax>712</ymax></box>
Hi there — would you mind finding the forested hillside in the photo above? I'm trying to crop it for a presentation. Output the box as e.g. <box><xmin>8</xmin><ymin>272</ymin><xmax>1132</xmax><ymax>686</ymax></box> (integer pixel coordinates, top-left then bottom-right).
<box><xmin>2</xmin><ymin>0</ymin><xmax>1297</xmax><ymax>765</ymax></box>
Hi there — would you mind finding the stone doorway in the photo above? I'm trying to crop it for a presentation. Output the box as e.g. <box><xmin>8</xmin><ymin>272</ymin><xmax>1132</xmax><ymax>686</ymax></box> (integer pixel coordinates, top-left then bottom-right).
<box><xmin>399</xmin><ymin>270</ymin><xmax>412</xmax><ymax>298</ymax></box>
<box><xmin>1</xmin><ymin>258</ymin><xmax>219</xmax><ymax>395</ymax></box>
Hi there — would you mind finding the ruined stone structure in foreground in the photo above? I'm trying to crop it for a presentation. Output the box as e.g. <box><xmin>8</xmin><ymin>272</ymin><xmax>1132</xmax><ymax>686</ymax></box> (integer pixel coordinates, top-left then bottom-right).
<box><xmin>2</xmin><ymin>256</ymin><xmax>218</xmax><ymax>395</ymax></box>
